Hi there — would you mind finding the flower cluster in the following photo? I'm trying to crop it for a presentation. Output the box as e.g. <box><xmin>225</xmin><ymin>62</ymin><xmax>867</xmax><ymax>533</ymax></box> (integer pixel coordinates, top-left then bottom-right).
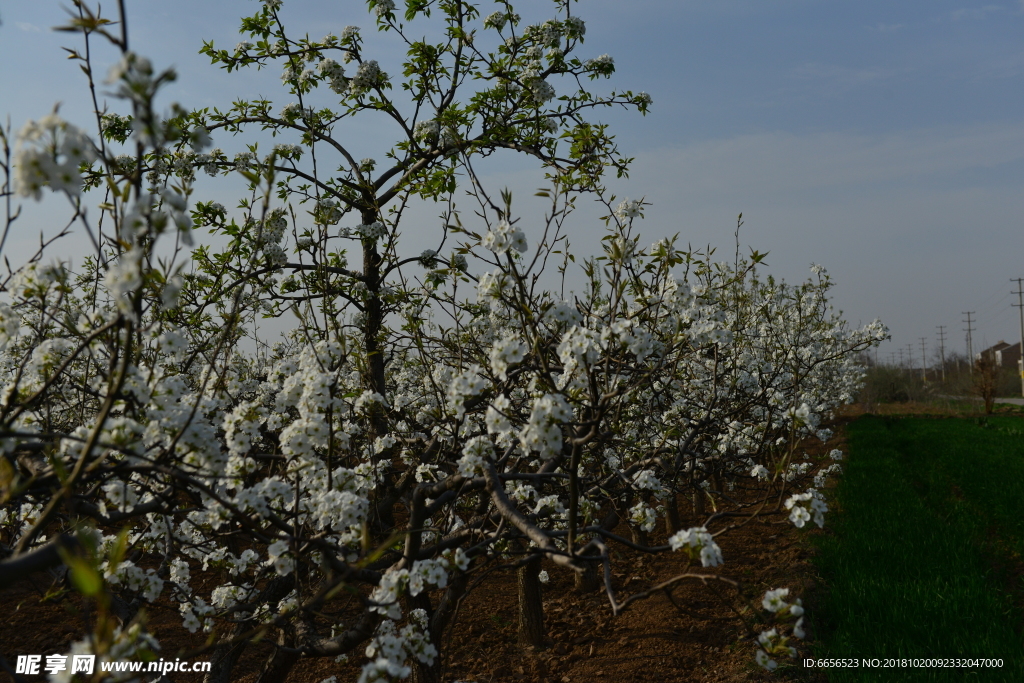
<box><xmin>355</xmin><ymin>221</ymin><xmax>388</xmax><ymax>241</ymax></box>
<box><xmin>585</xmin><ymin>54</ymin><xmax>615</xmax><ymax>77</ymax></box>
<box><xmin>15</xmin><ymin>115</ymin><xmax>95</xmax><ymax>199</ymax></box>
<box><xmin>668</xmin><ymin>526</ymin><xmax>724</xmax><ymax>567</ymax></box>
<box><xmin>318</xmin><ymin>58</ymin><xmax>348</xmax><ymax>94</ymax></box>
<box><xmin>489</xmin><ymin>335</ymin><xmax>526</xmax><ymax>381</ymax></box>
<box><xmin>350</xmin><ymin>60</ymin><xmax>384</xmax><ymax>94</ymax></box>
<box><xmin>481</xmin><ymin>220</ymin><xmax>528</xmax><ymax>255</ymax></box>
<box><xmin>484</xmin><ymin>11</ymin><xmax>519</xmax><ymax>30</ymax></box>
<box><xmin>614</xmin><ymin>198</ymin><xmax>642</xmax><ymax>221</ymax></box>
<box><xmin>315</xmin><ymin>197</ymin><xmax>344</xmax><ymax>225</ymax></box>
<box><xmin>0</xmin><ymin>2</ymin><xmax>887</xmax><ymax>680</ymax></box>
<box><xmin>755</xmin><ymin>588</ymin><xmax>806</xmax><ymax>670</ymax></box>
<box><xmin>519</xmin><ymin>393</ymin><xmax>572</xmax><ymax>458</ymax></box>
<box><xmin>784</xmin><ymin>488</ymin><xmax>828</xmax><ymax>528</ymax></box>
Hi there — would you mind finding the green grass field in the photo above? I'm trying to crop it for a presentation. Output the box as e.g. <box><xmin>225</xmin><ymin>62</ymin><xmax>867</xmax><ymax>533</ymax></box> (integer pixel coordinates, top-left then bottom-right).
<box><xmin>811</xmin><ymin>415</ymin><xmax>1024</xmax><ymax>681</ymax></box>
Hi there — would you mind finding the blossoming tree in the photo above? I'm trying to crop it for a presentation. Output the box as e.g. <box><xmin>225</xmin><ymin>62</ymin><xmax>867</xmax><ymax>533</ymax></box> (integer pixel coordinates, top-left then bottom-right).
<box><xmin>0</xmin><ymin>1</ymin><xmax>886</xmax><ymax>682</ymax></box>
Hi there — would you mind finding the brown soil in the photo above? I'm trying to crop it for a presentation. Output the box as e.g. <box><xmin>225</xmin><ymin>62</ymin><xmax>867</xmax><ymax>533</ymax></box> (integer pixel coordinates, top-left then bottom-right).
<box><xmin>1</xmin><ymin>420</ymin><xmax>859</xmax><ymax>683</ymax></box>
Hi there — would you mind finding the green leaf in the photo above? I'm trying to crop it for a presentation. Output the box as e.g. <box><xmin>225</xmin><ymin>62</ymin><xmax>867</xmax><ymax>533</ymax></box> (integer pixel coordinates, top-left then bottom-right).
<box><xmin>66</xmin><ymin>555</ymin><xmax>102</xmax><ymax>597</ymax></box>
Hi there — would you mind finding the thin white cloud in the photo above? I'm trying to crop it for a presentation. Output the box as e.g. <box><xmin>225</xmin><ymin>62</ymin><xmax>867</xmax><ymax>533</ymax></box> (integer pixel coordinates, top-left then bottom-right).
<box><xmin>631</xmin><ymin>123</ymin><xmax>1024</xmax><ymax>200</ymax></box>
<box><xmin>950</xmin><ymin>5</ymin><xmax>1003</xmax><ymax>21</ymax></box>
<box><xmin>873</xmin><ymin>22</ymin><xmax>904</xmax><ymax>32</ymax></box>
<box><xmin>604</xmin><ymin>124</ymin><xmax>1024</xmax><ymax>351</ymax></box>
<box><xmin>16</xmin><ymin>22</ymin><xmax>41</xmax><ymax>32</ymax></box>
<box><xmin>789</xmin><ymin>62</ymin><xmax>906</xmax><ymax>86</ymax></box>
<box><xmin>964</xmin><ymin>51</ymin><xmax>1024</xmax><ymax>79</ymax></box>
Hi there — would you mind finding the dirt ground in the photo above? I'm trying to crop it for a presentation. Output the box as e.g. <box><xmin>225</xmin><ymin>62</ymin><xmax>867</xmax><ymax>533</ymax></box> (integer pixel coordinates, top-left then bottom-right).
<box><xmin>1</xmin><ymin>418</ymin><xmax>859</xmax><ymax>683</ymax></box>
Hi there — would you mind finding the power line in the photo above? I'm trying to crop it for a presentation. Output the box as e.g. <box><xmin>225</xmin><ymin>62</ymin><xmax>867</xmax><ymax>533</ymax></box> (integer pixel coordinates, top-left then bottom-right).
<box><xmin>976</xmin><ymin>281</ymin><xmax>1011</xmax><ymax>310</ymax></box>
<box><xmin>991</xmin><ymin>303</ymin><xmax>1014</xmax><ymax>318</ymax></box>
<box><xmin>979</xmin><ymin>290</ymin><xmax>1012</xmax><ymax>315</ymax></box>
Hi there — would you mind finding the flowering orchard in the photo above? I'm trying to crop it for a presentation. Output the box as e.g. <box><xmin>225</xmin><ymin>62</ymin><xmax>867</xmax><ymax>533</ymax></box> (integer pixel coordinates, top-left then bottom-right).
<box><xmin>0</xmin><ymin>1</ymin><xmax>886</xmax><ymax>681</ymax></box>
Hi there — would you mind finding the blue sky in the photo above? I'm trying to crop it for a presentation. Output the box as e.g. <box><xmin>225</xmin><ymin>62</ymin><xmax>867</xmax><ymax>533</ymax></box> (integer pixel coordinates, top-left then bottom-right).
<box><xmin>2</xmin><ymin>0</ymin><xmax>1024</xmax><ymax>365</ymax></box>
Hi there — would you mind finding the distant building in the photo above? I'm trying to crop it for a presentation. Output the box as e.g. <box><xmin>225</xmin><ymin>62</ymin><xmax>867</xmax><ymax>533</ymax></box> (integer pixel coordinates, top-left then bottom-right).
<box><xmin>977</xmin><ymin>341</ymin><xmax>1022</xmax><ymax>368</ymax></box>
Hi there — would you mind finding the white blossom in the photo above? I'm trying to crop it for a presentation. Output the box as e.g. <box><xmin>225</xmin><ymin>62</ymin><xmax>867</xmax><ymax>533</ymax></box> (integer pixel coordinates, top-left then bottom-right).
<box><xmin>15</xmin><ymin>115</ymin><xmax>95</xmax><ymax>199</ymax></box>
<box><xmin>668</xmin><ymin>526</ymin><xmax>723</xmax><ymax>567</ymax></box>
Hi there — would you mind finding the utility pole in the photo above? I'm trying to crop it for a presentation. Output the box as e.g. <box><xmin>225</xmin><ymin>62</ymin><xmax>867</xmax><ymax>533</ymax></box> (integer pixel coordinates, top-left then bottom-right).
<box><xmin>1013</xmin><ymin>279</ymin><xmax>1024</xmax><ymax>397</ymax></box>
<box><xmin>919</xmin><ymin>337</ymin><xmax>927</xmax><ymax>382</ymax></box>
<box><xmin>936</xmin><ymin>325</ymin><xmax>947</xmax><ymax>383</ymax></box>
<box><xmin>898</xmin><ymin>348</ymin><xmax>904</xmax><ymax>367</ymax></box>
<box><xmin>963</xmin><ymin>311</ymin><xmax>975</xmax><ymax>373</ymax></box>
<box><xmin>906</xmin><ymin>344</ymin><xmax>913</xmax><ymax>371</ymax></box>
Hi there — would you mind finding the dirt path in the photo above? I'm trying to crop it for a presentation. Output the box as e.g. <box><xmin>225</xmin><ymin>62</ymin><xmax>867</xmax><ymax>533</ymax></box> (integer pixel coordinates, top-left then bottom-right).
<box><xmin>1</xmin><ymin>421</ymin><xmax>855</xmax><ymax>683</ymax></box>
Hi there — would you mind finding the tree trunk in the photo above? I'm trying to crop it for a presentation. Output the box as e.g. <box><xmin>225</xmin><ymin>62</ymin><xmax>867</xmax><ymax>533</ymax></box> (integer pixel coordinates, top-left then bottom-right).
<box><xmin>410</xmin><ymin>658</ymin><xmax>441</xmax><ymax>683</ymax></box>
<box><xmin>517</xmin><ymin>552</ymin><xmax>545</xmax><ymax>647</ymax></box>
<box><xmin>254</xmin><ymin>630</ymin><xmax>300</xmax><ymax>683</ymax></box>
<box><xmin>574</xmin><ymin>547</ymin><xmax>599</xmax><ymax>594</ymax></box>
<box><xmin>577</xmin><ymin>510</ymin><xmax>617</xmax><ymax>594</ymax></box>
<box><xmin>203</xmin><ymin>576</ymin><xmax>294</xmax><ymax>683</ymax></box>
<box><xmin>712</xmin><ymin>470</ymin><xmax>723</xmax><ymax>496</ymax></box>
<box><xmin>665</xmin><ymin>493</ymin><xmax>681</xmax><ymax>535</ymax></box>
<box><xmin>408</xmin><ymin>592</ymin><xmax>441</xmax><ymax>683</ymax></box>
<box><xmin>599</xmin><ymin>510</ymin><xmax>620</xmax><ymax>532</ymax></box>
<box><xmin>431</xmin><ymin>570</ymin><xmax>468</xmax><ymax>649</ymax></box>
<box><xmin>629</xmin><ymin>495</ymin><xmax>650</xmax><ymax>547</ymax></box>
<box><xmin>693</xmin><ymin>487</ymin><xmax>706</xmax><ymax>516</ymax></box>
<box><xmin>360</xmin><ymin>208</ymin><xmax>387</xmax><ymax>409</ymax></box>
<box><xmin>361</xmin><ymin>207</ymin><xmax>396</xmax><ymax>534</ymax></box>
<box><xmin>203</xmin><ymin>634</ymin><xmax>249</xmax><ymax>683</ymax></box>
